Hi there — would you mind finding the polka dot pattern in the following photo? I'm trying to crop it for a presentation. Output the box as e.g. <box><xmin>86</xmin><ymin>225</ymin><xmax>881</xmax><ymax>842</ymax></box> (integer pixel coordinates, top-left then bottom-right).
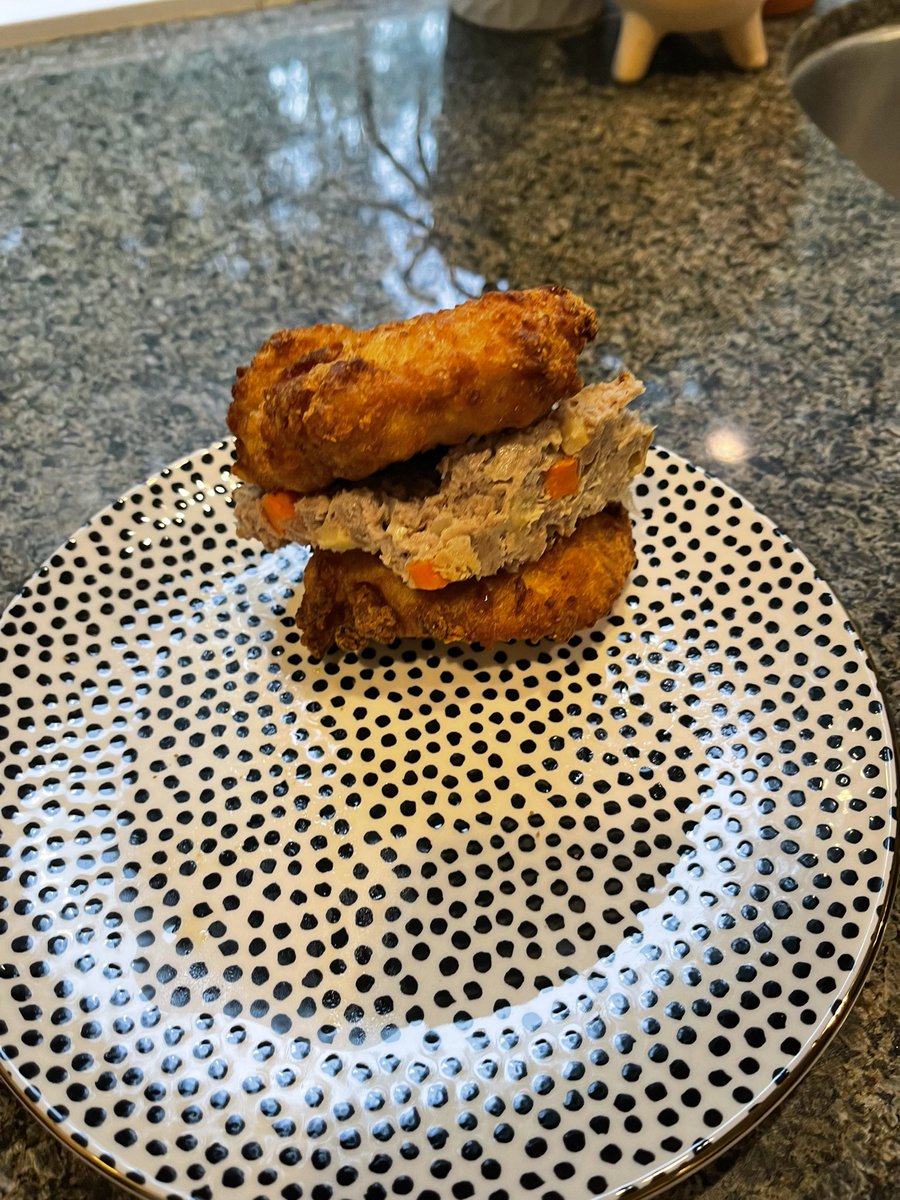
<box><xmin>0</xmin><ymin>443</ymin><xmax>895</xmax><ymax>1200</ymax></box>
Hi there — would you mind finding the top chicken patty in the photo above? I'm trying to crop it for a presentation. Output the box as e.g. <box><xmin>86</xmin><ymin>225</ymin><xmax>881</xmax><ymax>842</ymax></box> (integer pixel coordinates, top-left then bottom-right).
<box><xmin>227</xmin><ymin>286</ymin><xmax>599</xmax><ymax>495</ymax></box>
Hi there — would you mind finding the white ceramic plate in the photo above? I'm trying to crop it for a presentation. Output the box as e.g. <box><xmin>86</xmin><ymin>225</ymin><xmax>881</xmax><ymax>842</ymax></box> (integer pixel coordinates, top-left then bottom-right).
<box><xmin>0</xmin><ymin>443</ymin><xmax>896</xmax><ymax>1200</ymax></box>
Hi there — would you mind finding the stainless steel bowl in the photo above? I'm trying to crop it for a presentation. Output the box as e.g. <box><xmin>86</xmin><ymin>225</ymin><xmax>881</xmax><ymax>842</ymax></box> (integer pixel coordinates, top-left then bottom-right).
<box><xmin>788</xmin><ymin>21</ymin><xmax>900</xmax><ymax>200</ymax></box>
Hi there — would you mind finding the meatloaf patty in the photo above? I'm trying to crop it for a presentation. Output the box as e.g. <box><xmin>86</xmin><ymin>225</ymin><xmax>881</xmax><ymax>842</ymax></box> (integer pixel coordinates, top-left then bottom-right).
<box><xmin>234</xmin><ymin>372</ymin><xmax>651</xmax><ymax>588</ymax></box>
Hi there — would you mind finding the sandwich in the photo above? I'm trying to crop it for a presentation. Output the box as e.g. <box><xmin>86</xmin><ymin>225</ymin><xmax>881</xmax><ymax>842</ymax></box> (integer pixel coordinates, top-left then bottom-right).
<box><xmin>227</xmin><ymin>285</ymin><xmax>653</xmax><ymax>655</ymax></box>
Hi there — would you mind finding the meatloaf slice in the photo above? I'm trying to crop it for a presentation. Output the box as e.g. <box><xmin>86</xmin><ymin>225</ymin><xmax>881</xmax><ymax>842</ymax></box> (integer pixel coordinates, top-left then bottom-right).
<box><xmin>234</xmin><ymin>372</ymin><xmax>651</xmax><ymax>587</ymax></box>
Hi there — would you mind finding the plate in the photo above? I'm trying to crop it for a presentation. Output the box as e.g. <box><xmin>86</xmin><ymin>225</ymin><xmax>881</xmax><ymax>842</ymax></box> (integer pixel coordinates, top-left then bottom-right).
<box><xmin>0</xmin><ymin>443</ymin><xmax>896</xmax><ymax>1200</ymax></box>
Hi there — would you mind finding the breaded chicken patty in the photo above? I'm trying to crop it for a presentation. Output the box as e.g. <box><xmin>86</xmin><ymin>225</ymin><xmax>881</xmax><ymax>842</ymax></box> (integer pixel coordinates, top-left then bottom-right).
<box><xmin>228</xmin><ymin>286</ymin><xmax>598</xmax><ymax>495</ymax></box>
<box><xmin>296</xmin><ymin>506</ymin><xmax>635</xmax><ymax>655</ymax></box>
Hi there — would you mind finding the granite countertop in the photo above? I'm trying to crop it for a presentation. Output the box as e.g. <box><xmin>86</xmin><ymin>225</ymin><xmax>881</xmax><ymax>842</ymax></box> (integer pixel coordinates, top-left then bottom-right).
<box><xmin>0</xmin><ymin>0</ymin><xmax>897</xmax><ymax>1197</ymax></box>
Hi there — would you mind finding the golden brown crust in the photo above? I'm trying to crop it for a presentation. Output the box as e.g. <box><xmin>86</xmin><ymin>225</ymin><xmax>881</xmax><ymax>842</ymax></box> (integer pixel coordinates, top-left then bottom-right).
<box><xmin>228</xmin><ymin>287</ymin><xmax>599</xmax><ymax>494</ymax></box>
<box><xmin>297</xmin><ymin>506</ymin><xmax>635</xmax><ymax>655</ymax></box>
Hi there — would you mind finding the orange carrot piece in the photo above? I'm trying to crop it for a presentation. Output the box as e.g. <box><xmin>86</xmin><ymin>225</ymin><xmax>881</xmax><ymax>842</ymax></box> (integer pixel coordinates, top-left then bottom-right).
<box><xmin>408</xmin><ymin>560</ymin><xmax>449</xmax><ymax>590</ymax></box>
<box><xmin>262</xmin><ymin>490</ymin><xmax>298</xmax><ymax>530</ymax></box>
<box><xmin>544</xmin><ymin>455</ymin><xmax>580</xmax><ymax>499</ymax></box>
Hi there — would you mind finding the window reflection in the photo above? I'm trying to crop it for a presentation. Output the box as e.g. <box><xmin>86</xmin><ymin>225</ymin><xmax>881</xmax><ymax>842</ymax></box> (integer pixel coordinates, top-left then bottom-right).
<box><xmin>266</xmin><ymin>10</ymin><xmax>484</xmax><ymax>318</ymax></box>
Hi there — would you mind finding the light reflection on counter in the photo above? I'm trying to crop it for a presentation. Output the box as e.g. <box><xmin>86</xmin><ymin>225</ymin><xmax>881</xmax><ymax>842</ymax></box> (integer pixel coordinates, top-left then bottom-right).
<box><xmin>706</xmin><ymin>425</ymin><xmax>749</xmax><ymax>465</ymax></box>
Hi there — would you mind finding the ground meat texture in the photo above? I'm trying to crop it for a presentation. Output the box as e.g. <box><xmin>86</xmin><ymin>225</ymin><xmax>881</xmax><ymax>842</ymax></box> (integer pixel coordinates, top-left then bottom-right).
<box><xmin>233</xmin><ymin>373</ymin><xmax>652</xmax><ymax>588</ymax></box>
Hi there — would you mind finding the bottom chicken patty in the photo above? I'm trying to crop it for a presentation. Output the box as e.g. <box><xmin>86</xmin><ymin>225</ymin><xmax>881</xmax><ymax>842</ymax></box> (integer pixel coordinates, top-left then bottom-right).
<box><xmin>297</xmin><ymin>504</ymin><xmax>635</xmax><ymax>655</ymax></box>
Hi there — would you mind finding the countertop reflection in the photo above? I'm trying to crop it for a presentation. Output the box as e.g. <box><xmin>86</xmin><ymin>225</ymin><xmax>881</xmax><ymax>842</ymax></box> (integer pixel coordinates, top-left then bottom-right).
<box><xmin>0</xmin><ymin>1</ymin><xmax>897</xmax><ymax>1198</ymax></box>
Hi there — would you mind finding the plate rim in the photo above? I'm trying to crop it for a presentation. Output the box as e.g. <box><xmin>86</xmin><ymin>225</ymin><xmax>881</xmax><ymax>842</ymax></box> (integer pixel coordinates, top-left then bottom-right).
<box><xmin>0</xmin><ymin>438</ymin><xmax>897</xmax><ymax>1200</ymax></box>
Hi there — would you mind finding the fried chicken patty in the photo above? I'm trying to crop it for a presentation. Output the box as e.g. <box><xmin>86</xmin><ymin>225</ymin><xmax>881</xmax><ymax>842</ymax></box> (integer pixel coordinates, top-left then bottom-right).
<box><xmin>228</xmin><ymin>286</ymin><xmax>598</xmax><ymax>495</ymax></box>
<box><xmin>297</xmin><ymin>506</ymin><xmax>635</xmax><ymax>655</ymax></box>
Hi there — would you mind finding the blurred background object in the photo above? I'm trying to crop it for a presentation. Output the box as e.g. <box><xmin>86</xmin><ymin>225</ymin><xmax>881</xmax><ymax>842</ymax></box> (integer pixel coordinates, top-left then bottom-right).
<box><xmin>789</xmin><ymin>20</ymin><xmax>900</xmax><ymax>199</ymax></box>
<box><xmin>0</xmin><ymin>0</ymin><xmax>292</xmax><ymax>49</ymax></box>
<box><xmin>449</xmin><ymin>0</ymin><xmax>604</xmax><ymax>31</ymax></box>
<box><xmin>763</xmin><ymin>0</ymin><xmax>814</xmax><ymax>15</ymax></box>
<box><xmin>611</xmin><ymin>0</ymin><xmax>768</xmax><ymax>82</ymax></box>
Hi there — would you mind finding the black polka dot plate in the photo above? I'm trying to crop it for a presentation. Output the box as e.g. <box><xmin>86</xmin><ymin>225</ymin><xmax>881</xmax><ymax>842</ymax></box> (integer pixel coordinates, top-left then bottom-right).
<box><xmin>0</xmin><ymin>443</ymin><xmax>896</xmax><ymax>1200</ymax></box>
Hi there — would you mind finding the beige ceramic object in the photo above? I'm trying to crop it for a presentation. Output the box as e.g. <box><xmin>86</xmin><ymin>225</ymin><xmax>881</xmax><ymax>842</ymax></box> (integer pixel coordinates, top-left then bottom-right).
<box><xmin>450</xmin><ymin>0</ymin><xmax>604</xmax><ymax>31</ymax></box>
<box><xmin>613</xmin><ymin>0</ymin><xmax>768</xmax><ymax>81</ymax></box>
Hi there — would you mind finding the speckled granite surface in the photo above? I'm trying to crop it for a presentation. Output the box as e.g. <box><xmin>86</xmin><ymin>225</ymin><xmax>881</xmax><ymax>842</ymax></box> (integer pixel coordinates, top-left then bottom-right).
<box><xmin>0</xmin><ymin>0</ymin><xmax>897</xmax><ymax>1197</ymax></box>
